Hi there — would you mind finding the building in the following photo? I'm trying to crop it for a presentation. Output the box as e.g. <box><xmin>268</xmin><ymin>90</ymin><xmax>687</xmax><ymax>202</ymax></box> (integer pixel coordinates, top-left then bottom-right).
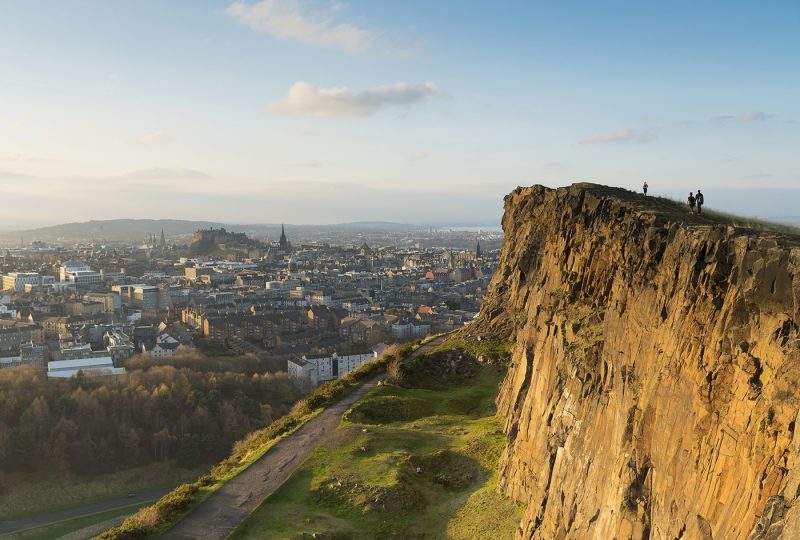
<box><xmin>340</xmin><ymin>317</ymin><xmax>384</xmax><ymax>345</ymax></box>
<box><xmin>391</xmin><ymin>318</ymin><xmax>431</xmax><ymax>341</ymax></box>
<box><xmin>185</xmin><ymin>266</ymin><xmax>213</xmax><ymax>281</ymax></box>
<box><xmin>113</xmin><ymin>284</ymin><xmax>160</xmax><ymax>311</ymax></box>
<box><xmin>20</xmin><ymin>343</ymin><xmax>48</xmax><ymax>370</ymax></box>
<box><xmin>0</xmin><ymin>320</ymin><xmax>43</xmax><ymax>352</ymax></box>
<box><xmin>57</xmin><ymin>343</ymin><xmax>108</xmax><ymax>361</ymax></box>
<box><xmin>2</xmin><ymin>272</ymin><xmax>49</xmax><ymax>292</ymax></box>
<box><xmin>288</xmin><ymin>350</ymin><xmax>377</xmax><ymax>387</ymax></box>
<box><xmin>104</xmin><ymin>331</ymin><xmax>136</xmax><ymax>365</ymax></box>
<box><xmin>84</xmin><ymin>292</ymin><xmax>121</xmax><ymax>313</ymax></box>
<box><xmin>47</xmin><ymin>357</ymin><xmax>125</xmax><ymax>378</ymax></box>
<box><xmin>148</xmin><ymin>336</ymin><xmax>181</xmax><ymax>358</ymax></box>
<box><xmin>60</xmin><ymin>259</ymin><xmax>102</xmax><ymax>287</ymax></box>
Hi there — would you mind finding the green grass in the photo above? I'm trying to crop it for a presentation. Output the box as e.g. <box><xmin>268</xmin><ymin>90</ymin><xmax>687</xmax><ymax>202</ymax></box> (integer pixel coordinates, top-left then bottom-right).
<box><xmin>98</xmin><ymin>343</ymin><xmax>418</xmax><ymax>539</ymax></box>
<box><xmin>596</xmin><ymin>185</ymin><xmax>800</xmax><ymax>238</ymax></box>
<box><xmin>652</xmin><ymin>194</ymin><xmax>800</xmax><ymax>236</ymax></box>
<box><xmin>0</xmin><ymin>463</ymin><xmax>205</xmax><ymax>521</ymax></box>
<box><xmin>435</xmin><ymin>335</ymin><xmax>514</xmax><ymax>362</ymax></box>
<box><xmin>1</xmin><ymin>498</ymin><xmax>157</xmax><ymax>540</ymax></box>
<box><xmin>230</xmin><ymin>355</ymin><xmax>524</xmax><ymax>540</ymax></box>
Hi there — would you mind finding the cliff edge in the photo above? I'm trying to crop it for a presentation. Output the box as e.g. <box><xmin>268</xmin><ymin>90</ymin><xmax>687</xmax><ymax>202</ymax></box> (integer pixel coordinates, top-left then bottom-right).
<box><xmin>476</xmin><ymin>183</ymin><xmax>800</xmax><ymax>539</ymax></box>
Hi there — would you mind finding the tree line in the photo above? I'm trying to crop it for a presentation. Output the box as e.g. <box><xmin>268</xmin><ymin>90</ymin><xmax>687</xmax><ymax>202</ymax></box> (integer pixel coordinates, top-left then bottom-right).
<box><xmin>0</xmin><ymin>361</ymin><xmax>302</xmax><ymax>490</ymax></box>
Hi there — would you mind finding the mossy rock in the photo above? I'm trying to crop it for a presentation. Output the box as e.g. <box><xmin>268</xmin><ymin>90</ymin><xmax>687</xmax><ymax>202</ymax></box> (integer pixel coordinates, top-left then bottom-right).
<box><xmin>344</xmin><ymin>396</ymin><xmax>434</xmax><ymax>424</ymax></box>
<box><xmin>313</xmin><ymin>476</ymin><xmax>425</xmax><ymax>515</ymax></box>
<box><xmin>403</xmin><ymin>450</ymin><xmax>481</xmax><ymax>490</ymax></box>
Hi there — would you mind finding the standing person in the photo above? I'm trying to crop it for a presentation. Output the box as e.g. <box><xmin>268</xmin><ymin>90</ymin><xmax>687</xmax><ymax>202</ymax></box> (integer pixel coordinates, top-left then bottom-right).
<box><xmin>696</xmin><ymin>190</ymin><xmax>704</xmax><ymax>214</ymax></box>
<box><xmin>688</xmin><ymin>192</ymin><xmax>696</xmax><ymax>214</ymax></box>
<box><xmin>642</xmin><ymin>181</ymin><xmax>649</xmax><ymax>196</ymax></box>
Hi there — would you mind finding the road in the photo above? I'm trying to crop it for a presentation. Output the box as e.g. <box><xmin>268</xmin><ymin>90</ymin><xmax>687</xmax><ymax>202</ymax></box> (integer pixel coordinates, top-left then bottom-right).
<box><xmin>0</xmin><ymin>488</ymin><xmax>170</xmax><ymax>537</ymax></box>
<box><xmin>164</xmin><ymin>336</ymin><xmax>446</xmax><ymax>540</ymax></box>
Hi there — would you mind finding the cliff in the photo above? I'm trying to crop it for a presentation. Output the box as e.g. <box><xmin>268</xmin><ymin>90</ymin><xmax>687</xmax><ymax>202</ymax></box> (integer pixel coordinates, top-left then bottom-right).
<box><xmin>475</xmin><ymin>183</ymin><xmax>800</xmax><ymax>539</ymax></box>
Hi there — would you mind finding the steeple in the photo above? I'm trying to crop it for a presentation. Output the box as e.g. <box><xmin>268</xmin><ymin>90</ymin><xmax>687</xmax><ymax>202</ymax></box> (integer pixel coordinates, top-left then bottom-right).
<box><xmin>476</xmin><ymin>240</ymin><xmax>482</xmax><ymax>258</ymax></box>
<box><xmin>160</xmin><ymin>229</ymin><xmax>166</xmax><ymax>247</ymax></box>
<box><xmin>279</xmin><ymin>224</ymin><xmax>289</xmax><ymax>251</ymax></box>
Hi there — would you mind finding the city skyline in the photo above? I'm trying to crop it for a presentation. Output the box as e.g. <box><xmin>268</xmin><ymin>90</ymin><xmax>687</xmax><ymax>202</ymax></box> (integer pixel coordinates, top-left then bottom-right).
<box><xmin>1</xmin><ymin>1</ymin><xmax>798</xmax><ymax>226</ymax></box>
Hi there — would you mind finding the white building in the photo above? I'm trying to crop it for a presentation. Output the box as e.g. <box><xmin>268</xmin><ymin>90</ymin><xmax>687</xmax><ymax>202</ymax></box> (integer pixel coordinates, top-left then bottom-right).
<box><xmin>60</xmin><ymin>260</ymin><xmax>102</xmax><ymax>286</ymax></box>
<box><xmin>113</xmin><ymin>284</ymin><xmax>160</xmax><ymax>310</ymax></box>
<box><xmin>288</xmin><ymin>350</ymin><xmax>379</xmax><ymax>387</ymax></box>
<box><xmin>148</xmin><ymin>334</ymin><xmax>181</xmax><ymax>358</ymax></box>
<box><xmin>2</xmin><ymin>272</ymin><xmax>50</xmax><ymax>292</ymax></box>
<box><xmin>47</xmin><ymin>357</ymin><xmax>126</xmax><ymax>378</ymax></box>
<box><xmin>391</xmin><ymin>318</ymin><xmax>431</xmax><ymax>341</ymax></box>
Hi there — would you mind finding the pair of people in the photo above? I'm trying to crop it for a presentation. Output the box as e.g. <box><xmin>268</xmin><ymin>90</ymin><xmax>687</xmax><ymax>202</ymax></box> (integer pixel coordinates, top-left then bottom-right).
<box><xmin>688</xmin><ymin>190</ymin><xmax>704</xmax><ymax>214</ymax></box>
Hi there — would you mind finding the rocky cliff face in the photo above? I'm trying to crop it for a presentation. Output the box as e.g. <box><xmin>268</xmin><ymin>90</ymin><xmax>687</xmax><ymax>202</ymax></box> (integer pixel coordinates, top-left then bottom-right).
<box><xmin>476</xmin><ymin>183</ymin><xmax>800</xmax><ymax>539</ymax></box>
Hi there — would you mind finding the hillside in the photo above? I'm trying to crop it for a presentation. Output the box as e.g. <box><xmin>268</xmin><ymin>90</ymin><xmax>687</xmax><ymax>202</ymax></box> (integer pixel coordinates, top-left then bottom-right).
<box><xmin>230</xmin><ymin>340</ymin><xmax>522</xmax><ymax>539</ymax></box>
<box><xmin>0</xmin><ymin>219</ymin><xmax>227</xmax><ymax>245</ymax></box>
<box><xmin>0</xmin><ymin>219</ymin><xmax>428</xmax><ymax>246</ymax></box>
<box><xmin>474</xmin><ymin>183</ymin><xmax>800</xmax><ymax>538</ymax></box>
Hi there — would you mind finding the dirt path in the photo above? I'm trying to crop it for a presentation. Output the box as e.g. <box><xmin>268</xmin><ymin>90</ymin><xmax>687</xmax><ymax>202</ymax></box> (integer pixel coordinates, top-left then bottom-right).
<box><xmin>163</xmin><ymin>337</ymin><xmax>445</xmax><ymax>540</ymax></box>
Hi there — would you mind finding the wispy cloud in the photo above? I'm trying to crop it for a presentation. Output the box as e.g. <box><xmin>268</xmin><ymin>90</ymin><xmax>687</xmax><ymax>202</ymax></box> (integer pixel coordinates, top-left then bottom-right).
<box><xmin>0</xmin><ymin>169</ymin><xmax>37</xmax><ymax>180</ymax></box>
<box><xmin>289</xmin><ymin>160</ymin><xmax>322</xmax><ymax>168</ymax></box>
<box><xmin>114</xmin><ymin>167</ymin><xmax>212</xmax><ymax>180</ymax></box>
<box><xmin>710</xmin><ymin>111</ymin><xmax>773</xmax><ymax>125</ymax></box>
<box><xmin>266</xmin><ymin>81</ymin><xmax>441</xmax><ymax>118</ymax></box>
<box><xmin>739</xmin><ymin>173</ymin><xmax>774</xmax><ymax>180</ymax></box>
<box><xmin>408</xmin><ymin>151</ymin><xmax>429</xmax><ymax>161</ymax></box>
<box><xmin>579</xmin><ymin>129</ymin><xmax>657</xmax><ymax>146</ymax></box>
<box><xmin>226</xmin><ymin>0</ymin><xmax>378</xmax><ymax>53</ymax></box>
<box><xmin>0</xmin><ymin>154</ymin><xmax>52</xmax><ymax>163</ymax></box>
<box><xmin>139</xmin><ymin>130</ymin><xmax>172</xmax><ymax>146</ymax></box>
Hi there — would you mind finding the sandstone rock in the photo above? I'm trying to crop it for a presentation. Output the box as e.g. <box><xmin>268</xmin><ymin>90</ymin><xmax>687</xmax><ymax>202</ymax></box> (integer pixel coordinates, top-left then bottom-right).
<box><xmin>477</xmin><ymin>183</ymin><xmax>800</xmax><ymax>539</ymax></box>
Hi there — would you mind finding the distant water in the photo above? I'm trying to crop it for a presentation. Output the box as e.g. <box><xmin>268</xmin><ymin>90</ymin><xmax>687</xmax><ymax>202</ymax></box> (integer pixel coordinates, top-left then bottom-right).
<box><xmin>436</xmin><ymin>226</ymin><xmax>503</xmax><ymax>232</ymax></box>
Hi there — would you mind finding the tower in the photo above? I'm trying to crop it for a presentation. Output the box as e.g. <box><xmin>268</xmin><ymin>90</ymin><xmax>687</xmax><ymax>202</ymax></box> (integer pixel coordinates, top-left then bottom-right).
<box><xmin>279</xmin><ymin>224</ymin><xmax>289</xmax><ymax>251</ymax></box>
<box><xmin>476</xmin><ymin>240</ymin><xmax>482</xmax><ymax>258</ymax></box>
<box><xmin>160</xmin><ymin>229</ymin><xmax>166</xmax><ymax>247</ymax></box>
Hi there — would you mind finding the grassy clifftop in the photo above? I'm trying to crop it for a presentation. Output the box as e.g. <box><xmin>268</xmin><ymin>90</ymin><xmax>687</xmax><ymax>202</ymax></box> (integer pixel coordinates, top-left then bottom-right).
<box><xmin>230</xmin><ymin>343</ymin><xmax>523</xmax><ymax>539</ymax></box>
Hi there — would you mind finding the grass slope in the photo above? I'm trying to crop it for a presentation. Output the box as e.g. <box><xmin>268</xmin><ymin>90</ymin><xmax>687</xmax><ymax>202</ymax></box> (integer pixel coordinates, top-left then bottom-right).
<box><xmin>0</xmin><ymin>463</ymin><xmax>203</xmax><ymax>521</ymax></box>
<box><xmin>230</xmin><ymin>351</ymin><xmax>523</xmax><ymax>539</ymax></box>
<box><xmin>2</xmin><ymin>500</ymin><xmax>155</xmax><ymax>540</ymax></box>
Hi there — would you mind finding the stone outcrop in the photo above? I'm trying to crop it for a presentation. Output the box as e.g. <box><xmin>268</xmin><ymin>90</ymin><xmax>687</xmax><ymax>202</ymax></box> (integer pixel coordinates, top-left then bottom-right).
<box><xmin>476</xmin><ymin>183</ymin><xmax>800</xmax><ymax>539</ymax></box>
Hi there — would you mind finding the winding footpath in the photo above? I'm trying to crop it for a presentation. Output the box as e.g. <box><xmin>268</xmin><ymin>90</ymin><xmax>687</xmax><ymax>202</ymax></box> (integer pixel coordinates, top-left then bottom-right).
<box><xmin>164</xmin><ymin>337</ymin><xmax>446</xmax><ymax>540</ymax></box>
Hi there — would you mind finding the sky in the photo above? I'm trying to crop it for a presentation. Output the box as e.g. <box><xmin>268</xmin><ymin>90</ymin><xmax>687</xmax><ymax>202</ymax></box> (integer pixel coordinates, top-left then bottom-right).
<box><xmin>0</xmin><ymin>0</ymin><xmax>798</xmax><ymax>227</ymax></box>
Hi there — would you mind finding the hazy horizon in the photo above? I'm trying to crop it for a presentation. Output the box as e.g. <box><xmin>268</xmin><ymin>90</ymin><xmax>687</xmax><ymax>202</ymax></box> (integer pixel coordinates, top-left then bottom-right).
<box><xmin>2</xmin><ymin>184</ymin><xmax>800</xmax><ymax>232</ymax></box>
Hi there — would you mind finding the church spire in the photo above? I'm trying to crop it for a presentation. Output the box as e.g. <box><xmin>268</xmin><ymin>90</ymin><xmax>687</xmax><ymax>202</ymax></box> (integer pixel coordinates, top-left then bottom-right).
<box><xmin>279</xmin><ymin>224</ymin><xmax>289</xmax><ymax>251</ymax></box>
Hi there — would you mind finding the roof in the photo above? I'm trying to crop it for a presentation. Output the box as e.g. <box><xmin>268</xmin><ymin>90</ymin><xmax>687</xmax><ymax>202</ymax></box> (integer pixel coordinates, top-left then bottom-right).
<box><xmin>48</xmin><ymin>357</ymin><xmax>114</xmax><ymax>369</ymax></box>
<box><xmin>153</xmin><ymin>342</ymin><xmax>180</xmax><ymax>351</ymax></box>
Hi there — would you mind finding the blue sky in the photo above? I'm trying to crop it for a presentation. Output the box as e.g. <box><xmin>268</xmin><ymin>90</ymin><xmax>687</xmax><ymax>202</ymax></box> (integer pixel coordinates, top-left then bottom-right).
<box><xmin>0</xmin><ymin>0</ymin><xmax>798</xmax><ymax>226</ymax></box>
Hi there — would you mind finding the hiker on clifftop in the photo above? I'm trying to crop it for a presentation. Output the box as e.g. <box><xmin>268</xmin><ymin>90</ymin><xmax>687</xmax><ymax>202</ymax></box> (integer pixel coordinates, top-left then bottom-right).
<box><xmin>696</xmin><ymin>190</ymin><xmax>704</xmax><ymax>214</ymax></box>
<box><xmin>642</xmin><ymin>181</ymin><xmax>648</xmax><ymax>196</ymax></box>
<box><xmin>688</xmin><ymin>192</ymin><xmax>696</xmax><ymax>214</ymax></box>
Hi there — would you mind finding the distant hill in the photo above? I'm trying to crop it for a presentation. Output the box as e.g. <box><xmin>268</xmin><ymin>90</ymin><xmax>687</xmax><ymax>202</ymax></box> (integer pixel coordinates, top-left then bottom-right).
<box><xmin>0</xmin><ymin>219</ymin><xmax>428</xmax><ymax>246</ymax></box>
<box><xmin>0</xmin><ymin>219</ymin><xmax>228</xmax><ymax>245</ymax></box>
